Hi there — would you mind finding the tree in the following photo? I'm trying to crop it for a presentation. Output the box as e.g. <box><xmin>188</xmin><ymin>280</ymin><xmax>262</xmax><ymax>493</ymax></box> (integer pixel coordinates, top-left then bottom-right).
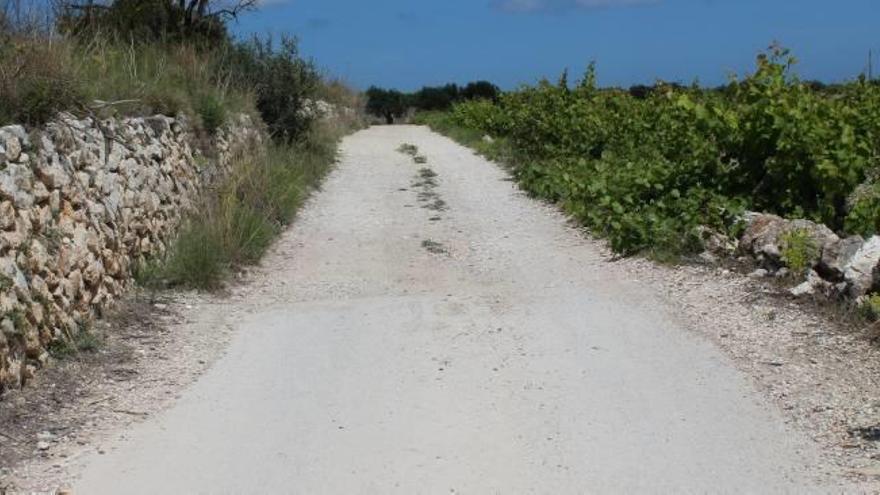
<box><xmin>56</xmin><ymin>0</ymin><xmax>256</xmax><ymax>44</ymax></box>
<box><xmin>461</xmin><ymin>80</ymin><xmax>499</xmax><ymax>101</ymax></box>
<box><xmin>222</xmin><ymin>35</ymin><xmax>320</xmax><ymax>142</ymax></box>
<box><xmin>411</xmin><ymin>84</ymin><xmax>459</xmax><ymax>111</ymax></box>
<box><xmin>365</xmin><ymin>86</ymin><xmax>407</xmax><ymax>124</ymax></box>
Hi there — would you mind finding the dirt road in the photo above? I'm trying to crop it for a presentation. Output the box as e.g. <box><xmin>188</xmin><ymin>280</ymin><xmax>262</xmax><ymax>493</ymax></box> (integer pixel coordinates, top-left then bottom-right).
<box><xmin>72</xmin><ymin>126</ymin><xmax>835</xmax><ymax>492</ymax></box>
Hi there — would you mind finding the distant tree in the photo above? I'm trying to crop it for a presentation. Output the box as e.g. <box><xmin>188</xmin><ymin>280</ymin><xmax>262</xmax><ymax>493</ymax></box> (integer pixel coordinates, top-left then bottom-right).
<box><xmin>461</xmin><ymin>80</ymin><xmax>499</xmax><ymax>101</ymax></box>
<box><xmin>628</xmin><ymin>84</ymin><xmax>653</xmax><ymax>99</ymax></box>
<box><xmin>412</xmin><ymin>83</ymin><xmax>459</xmax><ymax>111</ymax></box>
<box><xmin>365</xmin><ymin>86</ymin><xmax>407</xmax><ymax>124</ymax></box>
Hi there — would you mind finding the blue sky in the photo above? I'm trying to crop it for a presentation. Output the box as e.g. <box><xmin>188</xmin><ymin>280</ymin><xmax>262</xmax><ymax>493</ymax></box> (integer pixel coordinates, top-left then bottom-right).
<box><xmin>238</xmin><ymin>0</ymin><xmax>876</xmax><ymax>91</ymax></box>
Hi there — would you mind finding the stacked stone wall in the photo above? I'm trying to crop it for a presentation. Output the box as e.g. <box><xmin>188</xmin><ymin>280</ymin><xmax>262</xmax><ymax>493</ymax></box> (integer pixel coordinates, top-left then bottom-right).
<box><xmin>0</xmin><ymin>113</ymin><xmax>261</xmax><ymax>392</ymax></box>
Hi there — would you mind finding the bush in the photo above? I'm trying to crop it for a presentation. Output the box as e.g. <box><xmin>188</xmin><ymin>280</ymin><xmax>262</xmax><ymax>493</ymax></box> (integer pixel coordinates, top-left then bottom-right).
<box><xmin>419</xmin><ymin>46</ymin><xmax>880</xmax><ymax>257</ymax></box>
<box><xmin>220</xmin><ymin>35</ymin><xmax>319</xmax><ymax>142</ymax></box>
<box><xmin>781</xmin><ymin>229</ymin><xmax>819</xmax><ymax>275</ymax></box>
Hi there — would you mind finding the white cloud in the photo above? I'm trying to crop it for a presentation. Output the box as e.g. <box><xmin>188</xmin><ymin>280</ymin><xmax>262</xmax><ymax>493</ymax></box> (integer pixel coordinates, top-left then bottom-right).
<box><xmin>491</xmin><ymin>0</ymin><xmax>658</xmax><ymax>13</ymax></box>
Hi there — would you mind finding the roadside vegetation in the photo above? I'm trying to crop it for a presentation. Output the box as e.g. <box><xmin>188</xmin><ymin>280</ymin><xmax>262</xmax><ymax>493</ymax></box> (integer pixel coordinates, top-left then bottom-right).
<box><xmin>140</xmin><ymin>126</ymin><xmax>344</xmax><ymax>289</ymax></box>
<box><xmin>414</xmin><ymin>47</ymin><xmax>880</xmax><ymax>262</ymax></box>
<box><xmin>0</xmin><ymin>0</ymin><xmax>363</xmax><ymax>290</ymax></box>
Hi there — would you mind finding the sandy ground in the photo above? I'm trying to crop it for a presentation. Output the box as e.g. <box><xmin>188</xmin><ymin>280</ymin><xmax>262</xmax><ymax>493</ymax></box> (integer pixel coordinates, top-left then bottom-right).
<box><xmin>5</xmin><ymin>125</ymin><xmax>880</xmax><ymax>493</ymax></box>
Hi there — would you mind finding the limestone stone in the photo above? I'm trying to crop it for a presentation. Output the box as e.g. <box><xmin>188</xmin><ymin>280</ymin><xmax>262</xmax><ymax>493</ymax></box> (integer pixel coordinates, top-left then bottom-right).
<box><xmin>844</xmin><ymin>236</ymin><xmax>880</xmax><ymax>297</ymax></box>
<box><xmin>0</xmin><ymin>111</ymin><xmax>259</xmax><ymax>393</ymax></box>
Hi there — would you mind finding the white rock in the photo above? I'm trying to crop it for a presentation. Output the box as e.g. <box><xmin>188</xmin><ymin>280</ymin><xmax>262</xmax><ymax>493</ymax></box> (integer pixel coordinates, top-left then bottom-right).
<box><xmin>789</xmin><ymin>281</ymin><xmax>815</xmax><ymax>297</ymax></box>
<box><xmin>35</xmin><ymin>159</ymin><xmax>71</xmax><ymax>190</ymax></box>
<box><xmin>0</xmin><ymin>125</ymin><xmax>29</xmax><ymax>147</ymax></box>
<box><xmin>789</xmin><ymin>270</ymin><xmax>830</xmax><ymax>298</ymax></box>
<box><xmin>820</xmin><ymin>235</ymin><xmax>864</xmax><ymax>282</ymax></box>
<box><xmin>844</xmin><ymin>235</ymin><xmax>880</xmax><ymax>297</ymax></box>
<box><xmin>3</xmin><ymin>135</ymin><xmax>21</xmax><ymax>162</ymax></box>
<box><xmin>0</xmin><ymin>164</ymin><xmax>35</xmax><ymax>207</ymax></box>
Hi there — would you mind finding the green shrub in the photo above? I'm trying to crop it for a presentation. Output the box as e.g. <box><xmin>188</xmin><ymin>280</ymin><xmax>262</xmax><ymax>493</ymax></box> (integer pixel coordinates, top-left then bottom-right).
<box><xmin>780</xmin><ymin>229</ymin><xmax>819</xmax><ymax>275</ymax></box>
<box><xmin>221</xmin><ymin>35</ymin><xmax>319</xmax><ymax>142</ymax></box>
<box><xmin>196</xmin><ymin>92</ymin><xmax>227</xmax><ymax>134</ymax></box>
<box><xmin>859</xmin><ymin>294</ymin><xmax>880</xmax><ymax>322</ymax></box>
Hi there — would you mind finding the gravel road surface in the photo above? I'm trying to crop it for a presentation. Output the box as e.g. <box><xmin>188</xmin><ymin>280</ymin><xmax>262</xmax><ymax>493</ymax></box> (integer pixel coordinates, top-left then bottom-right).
<box><xmin>72</xmin><ymin>126</ymin><xmax>835</xmax><ymax>493</ymax></box>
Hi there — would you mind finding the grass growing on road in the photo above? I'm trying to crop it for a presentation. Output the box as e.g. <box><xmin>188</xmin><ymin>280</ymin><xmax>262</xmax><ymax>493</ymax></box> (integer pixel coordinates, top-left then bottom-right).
<box><xmin>140</xmin><ymin>123</ymin><xmax>343</xmax><ymax>290</ymax></box>
<box><xmin>421</xmin><ymin>239</ymin><xmax>447</xmax><ymax>254</ymax></box>
<box><xmin>397</xmin><ymin>143</ymin><xmax>419</xmax><ymax>156</ymax></box>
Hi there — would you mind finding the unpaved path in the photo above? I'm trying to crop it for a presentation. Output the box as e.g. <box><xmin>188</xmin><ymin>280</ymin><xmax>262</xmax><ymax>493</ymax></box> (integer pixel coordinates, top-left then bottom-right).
<box><xmin>58</xmin><ymin>125</ymin><xmax>865</xmax><ymax>492</ymax></box>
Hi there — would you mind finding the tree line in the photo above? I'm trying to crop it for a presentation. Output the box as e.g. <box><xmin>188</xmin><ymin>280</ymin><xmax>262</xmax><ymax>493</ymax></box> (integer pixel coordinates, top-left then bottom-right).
<box><xmin>366</xmin><ymin>81</ymin><xmax>499</xmax><ymax>124</ymax></box>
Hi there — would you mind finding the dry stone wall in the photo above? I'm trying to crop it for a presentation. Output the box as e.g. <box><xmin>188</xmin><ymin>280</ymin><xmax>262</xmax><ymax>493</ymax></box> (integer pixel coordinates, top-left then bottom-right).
<box><xmin>0</xmin><ymin>113</ymin><xmax>261</xmax><ymax>392</ymax></box>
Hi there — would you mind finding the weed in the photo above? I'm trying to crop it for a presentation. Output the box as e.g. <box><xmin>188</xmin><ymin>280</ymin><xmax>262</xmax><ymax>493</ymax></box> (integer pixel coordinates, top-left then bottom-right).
<box><xmin>414</xmin><ymin>155</ymin><xmax>428</xmax><ymax>164</ymax></box>
<box><xmin>397</xmin><ymin>143</ymin><xmax>418</xmax><ymax>156</ymax></box>
<box><xmin>152</xmin><ymin>222</ymin><xmax>228</xmax><ymax>290</ymax></box>
<box><xmin>781</xmin><ymin>229</ymin><xmax>819</xmax><ymax>276</ymax></box>
<box><xmin>48</xmin><ymin>328</ymin><xmax>101</xmax><ymax>359</ymax></box>
<box><xmin>859</xmin><ymin>295</ymin><xmax>880</xmax><ymax>322</ymax></box>
<box><xmin>424</xmin><ymin>198</ymin><xmax>448</xmax><ymax>211</ymax></box>
<box><xmin>421</xmin><ymin>239</ymin><xmax>447</xmax><ymax>254</ymax></box>
<box><xmin>413</xmin><ymin>168</ymin><xmax>438</xmax><ymax>189</ymax></box>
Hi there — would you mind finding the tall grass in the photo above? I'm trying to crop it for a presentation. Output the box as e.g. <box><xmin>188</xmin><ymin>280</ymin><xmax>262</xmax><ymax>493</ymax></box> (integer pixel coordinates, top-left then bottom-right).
<box><xmin>0</xmin><ymin>35</ymin><xmax>256</xmax><ymax>128</ymax></box>
<box><xmin>79</xmin><ymin>40</ymin><xmax>254</xmax><ymax>120</ymax></box>
<box><xmin>0</xmin><ymin>36</ymin><xmax>82</xmax><ymax>125</ymax></box>
<box><xmin>140</xmin><ymin>121</ymin><xmax>346</xmax><ymax>290</ymax></box>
